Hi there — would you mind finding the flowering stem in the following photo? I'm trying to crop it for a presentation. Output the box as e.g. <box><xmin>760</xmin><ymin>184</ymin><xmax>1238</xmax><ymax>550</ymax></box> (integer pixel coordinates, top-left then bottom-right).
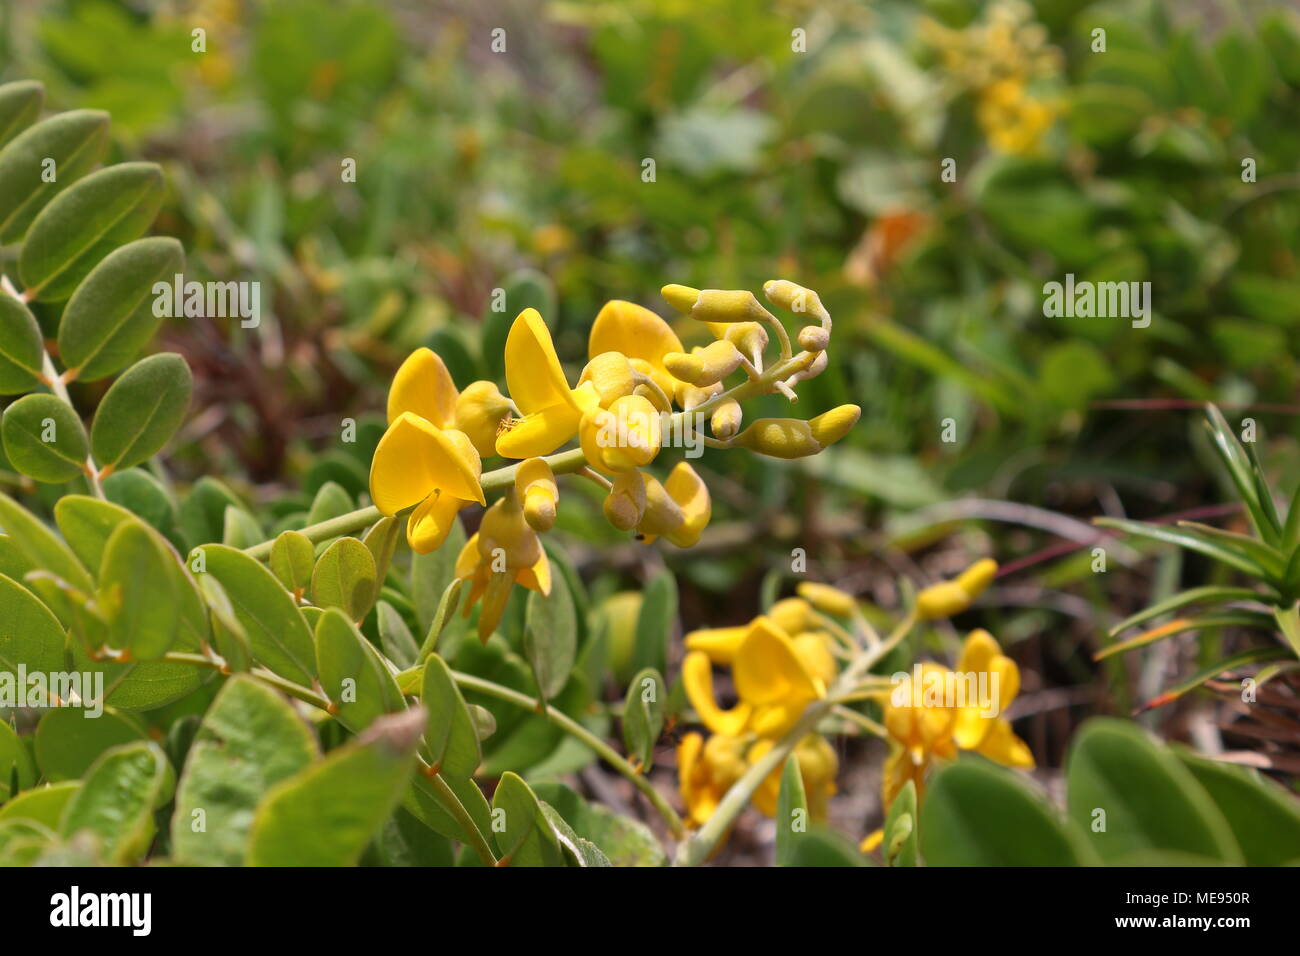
<box><xmin>451</xmin><ymin>669</ymin><xmax>687</xmax><ymax>840</ymax></box>
<box><xmin>675</xmin><ymin>612</ymin><xmax>916</xmax><ymax>866</ymax></box>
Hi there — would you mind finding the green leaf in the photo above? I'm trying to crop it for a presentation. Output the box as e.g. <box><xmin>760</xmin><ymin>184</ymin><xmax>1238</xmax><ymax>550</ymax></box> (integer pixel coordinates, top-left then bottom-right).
<box><xmin>362</xmin><ymin>515</ymin><xmax>400</xmax><ymax>589</ymax></box>
<box><xmin>305</xmin><ymin>480</ymin><xmax>352</xmax><ymax>524</ymax></box>
<box><xmin>376</xmin><ymin>600</ymin><xmax>418</xmax><ymax>669</ymax></box>
<box><xmin>1096</xmin><ymin>611</ymin><xmax>1276</xmax><ymax>661</ymax></box>
<box><xmin>19</xmin><ymin>161</ymin><xmax>165</xmax><ymax>301</ymax></box>
<box><xmin>269</xmin><ymin>529</ymin><xmax>315</xmax><ymax>595</ymax></box>
<box><xmin>0</xmin><ymin>572</ymin><xmax>67</xmax><ymax>681</ymax></box>
<box><xmin>53</xmin><ymin>493</ymin><xmax>135</xmax><ymax>571</ymax></box>
<box><xmin>633</xmin><ymin>568</ymin><xmax>677</xmax><ymax>675</ymax></box>
<box><xmin>90</xmin><ymin>352</ymin><xmax>192</xmax><ymax>471</ymax></box>
<box><xmin>179</xmin><ymin>476</ymin><xmax>245</xmax><ymax>549</ymax></box>
<box><xmin>311</xmin><ymin>536</ymin><xmax>378</xmax><ymax>622</ymax></box>
<box><xmin>775</xmin><ymin>752</ymin><xmax>809</xmax><ymax>866</ymax></box>
<box><xmin>171</xmin><ymin>676</ymin><xmax>319</xmax><ymax>866</ymax></box>
<box><xmin>1174</xmin><ymin>749</ymin><xmax>1300</xmax><ymax>866</ymax></box>
<box><xmin>248</xmin><ymin>709</ymin><xmax>422</xmax><ymax>867</ymax></box>
<box><xmin>405</xmin><ymin>771</ymin><xmax>493</xmax><ymax>845</ymax></box>
<box><xmin>523</xmin><ymin>573</ymin><xmax>576</xmax><ymax>701</ymax></box>
<box><xmin>621</xmin><ymin>667</ymin><xmax>665</xmax><ymax>771</ymax></box>
<box><xmin>883</xmin><ymin>779</ymin><xmax>918</xmax><ymax>867</ymax></box>
<box><xmin>221</xmin><ymin>504</ymin><xmax>263</xmax><ymax>548</ymax></box>
<box><xmin>198</xmin><ymin>544</ymin><xmax>316</xmax><ymax>684</ymax></box>
<box><xmin>491</xmin><ymin>771</ymin><xmax>565</xmax><ymax>867</ymax></box>
<box><xmin>57</xmin><ymin>237</ymin><xmax>185</xmax><ymax>381</ymax></box>
<box><xmin>1107</xmin><ymin>586</ymin><xmax>1269</xmax><ymax>637</ymax></box>
<box><xmin>1066</xmin><ymin>718</ymin><xmax>1241</xmax><ymax>864</ymax></box>
<box><xmin>1</xmin><ymin>393</ymin><xmax>88</xmax><ymax>483</ymax></box>
<box><xmin>0</xmin><ymin>819</ymin><xmax>54</xmax><ymax>865</ymax></box>
<box><xmin>98</xmin><ymin>519</ymin><xmax>180</xmax><ymax>660</ymax></box>
<box><xmin>540</xmin><ymin>802</ymin><xmax>610</xmax><ymax>867</ymax></box>
<box><xmin>59</xmin><ymin>741</ymin><xmax>168</xmax><ymax>864</ymax></box>
<box><xmin>1202</xmin><ymin>404</ymin><xmax>1276</xmax><ymax>544</ymax></box>
<box><xmin>921</xmin><ymin>758</ymin><xmax>1093</xmax><ymax>866</ymax></box>
<box><xmin>197</xmin><ymin>574</ymin><xmax>252</xmax><ymax>673</ymax></box>
<box><xmin>0</xmin><ymin>81</ymin><xmax>44</xmax><ymax>149</ymax></box>
<box><xmin>34</xmin><ymin>707</ymin><xmax>146</xmax><ymax>781</ymax></box>
<box><xmin>420</xmin><ymin>653</ymin><xmax>480</xmax><ymax>779</ymax></box>
<box><xmin>0</xmin><ymin>294</ymin><xmax>44</xmax><ymax>395</ymax></box>
<box><xmin>416</xmin><ymin>578</ymin><xmax>463</xmax><ymax>663</ymax></box>
<box><xmin>1093</xmin><ymin>516</ymin><xmax>1271</xmax><ymax>580</ymax></box>
<box><xmin>0</xmin><ymin>109</ymin><xmax>109</xmax><ymax>244</ymax></box>
<box><xmin>315</xmin><ymin>608</ymin><xmax>405</xmax><ymax>732</ymax></box>
<box><xmin>0</xmin><ymin>491</ymin><xmax>93</xmax><ymax>593</ymax></box>
<box><xmin>783</xmin><ymin>828</ymin><xmax>866</xmax><ymax>866</ymax></box>
<box><xmin>481</xmin><ymin>270</ymin><xmax>555</xmax><ymax>381</ymax></box>
<box><xmin>0</xmin><ymin>718</ymin><xmax>38</xmax><ymax>801</ymax></box>
<box><xmin>0</xmin><ymin>781</ymin><xmax>78</xmax><ymax>829</ymax></box>
<box><xmin>411</xmin><ymin>515</ymin><xmax>465</xmax><ymax>634</ymax></box>
<box><xmin>102</xmin><ymin>467</ymin><xmax>179</xmax><ymax>540</ymax></box>
<box><xmin>529</xmin><ymin>781</ymin><xmax>667</xmax><ymax>866</ymax></box>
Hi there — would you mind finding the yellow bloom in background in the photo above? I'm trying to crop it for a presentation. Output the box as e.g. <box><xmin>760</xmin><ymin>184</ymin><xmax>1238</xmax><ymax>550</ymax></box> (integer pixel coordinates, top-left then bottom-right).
<box><xmin>683</xmin><ymin>613</ymin><xmax>831</xmax><ymax>741</ymax></box>
<box><xmin>977</xmin><ymin>78</ymin><xmax>1057</xmax><ymax>155</ymax></box>
<box><xmin>915</xmin><ymin>558</ymin><xmax>998</xmax><ymax>620</ymax></box>
<box><xmin>677</xmin><ymin>731</ymin><xmax>748</xmax><ymax>827</ymax></box>
<box><xmin>496</xmin><ymin>308</ymin><xmax>599</xmax><ymax>459</ymax></box>
<box><xmin>455</xmin><ymin>494</ymin><xmax>551</xmax><ymax>642</ymax></box>
<box><xmin>750</xmin><ymin>734</ymin><xmax>839</xmax><ymax>820</ymax></box>
<box><xmin>878</xmin><ymin>629</ymin><xmax>1033</xmax><ymax>808</ymax></box>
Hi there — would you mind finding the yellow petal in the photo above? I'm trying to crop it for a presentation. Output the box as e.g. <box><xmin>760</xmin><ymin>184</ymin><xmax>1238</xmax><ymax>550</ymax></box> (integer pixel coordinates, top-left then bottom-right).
<box><xmin>369</xmin><ymin>413</ymin><xmax>485</xmax><ymax>515</ymax></box>
<box><xmin>958</xmin><ymin>628</ymin><xmax>1001</xmax><ymax>673</ymax></box>
<box><xmin>515</xmin><ymin>458</ymin><xmax>558</xmax><ymax>533</ymax></box>
<box><xmin>733</xmin><ymin>617</ymin><xmax>820</xmax><ymax>709</ymax></box>
<box><xmin>792</xmin><ymin>632</ymin><xmax>837</xmax><ymax>686</ymax></box>
<box><xmin>387</xmin><ymin>348</ymin><xmax>458</xmax><ymax>428</ymax></box>
<box><xmin>663</xmin><ymin>462</ymin><xmax>710</xmax><ymax>548</ymax></box>
<box><xmin>515</xmin><ymin>547</ymin><xmax>552</xmax><ymax>596</ymax></box>
<box><xmin>859</xmin><ymin>829</ymin><xmax>884</xmax><ymax>854</ymax></box>
<box><xmin>975</xmin><ymin>718</ymin><xmax>1035</xmax><ymax>769</ymax></box>
<box><xmin>796</xmin><ymin>581</ymin><xmax>856</xmax><ymax>618</ymax></box>
<box><xmin>407</xmin><ymin>491</ymin><xmax>467</xmax><ymax>554</ymax></box>
<box><xmin>682</xmin><ymin>651</ymin><xmax>752</xmax><ymax>737</ymax></box>
<box><xmin>504</xmin><ymin>308</ymin><xmax>575</xmax><ymax>416</ymax></box>
<box><xmin>496</xmin><ymin>401</ymin><xmax>583</xmax><ymax>458</ymax></box>
<box><xmin>588</xmin><ymin>299</ymin><xmax>683</xmax><ymax>368</ymax></box>
<box><xmin>684</xmin><ymin>625</ymin><xmax>748</xmax><ymax>665</ymax></box>
<box><xmin>454</xmin><ymin>380</ymin><xmax>513</xmax><ymax>458</ymax></box>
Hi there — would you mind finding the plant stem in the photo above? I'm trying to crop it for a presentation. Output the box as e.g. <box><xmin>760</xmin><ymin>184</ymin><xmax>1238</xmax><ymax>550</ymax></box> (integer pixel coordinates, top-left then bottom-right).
<box><xmin>40</xmin><ymin>351</ymin><xmax>104</xmax><ymax>499</ymax></box>
<box><xmin>451</xmin><ymin>669</ymin><xmax>686</xmax><ymax>840</ymax></box>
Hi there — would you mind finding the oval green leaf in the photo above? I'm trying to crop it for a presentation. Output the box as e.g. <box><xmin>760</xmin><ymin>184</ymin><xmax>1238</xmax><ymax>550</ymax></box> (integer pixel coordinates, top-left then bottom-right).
<box><xmin>1</xmin><ymin>393</ymin><xmax>88</xmax><ymax>483</ymax></box>
<box><xmin>0</xmin><ymin>109</ymin><xmax>109</xmax><ymax>244</ymax></box>
<box><xmin>90</xmin><ymin>352</ymin><xmax>192</xmax><ymax>472</ymax></box>
<box><xmin>311</xmin><ymin>536</ymin><xmax>377</xmax><ymax>622</ymax></box>
<box><xmin>0</xmin><ymin>294</ymin><xmax>43</xmax><ymax>395</ymax></box>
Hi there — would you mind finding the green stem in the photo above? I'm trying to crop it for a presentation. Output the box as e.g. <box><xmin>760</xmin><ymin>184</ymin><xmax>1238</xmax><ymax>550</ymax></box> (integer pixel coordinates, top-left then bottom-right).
<box><xmin>674</xmin><ymin>612</ymin><xmax>915</xmax><ymax>866</ymax></box>
<box><xmin>40</xmin><ymin>351</ymin><xmax>104</xmax><ymax>500</ymax></box>
<box><xmin>451</xmin><ymin>669</ymin><xmax>686</xmax><ymax>840</ymax></box>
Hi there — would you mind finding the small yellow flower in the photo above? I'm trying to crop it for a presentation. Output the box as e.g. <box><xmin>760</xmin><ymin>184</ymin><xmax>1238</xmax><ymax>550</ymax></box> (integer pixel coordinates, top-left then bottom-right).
<box><xmin>496</xmin><ymin>309</ymin><xmax>599</xmax><ymax>459</ymax></box>
<box><xmin>677</xmin><ymin>731</ymin><xmax>748</xmax><ymax>827</ymax></box>
<box><xmin>635</xmin><ymin>462</ymin><xmax>710</xmax><ymax>547</ymax></box>
<box><xmin>796</xmin><ymin>581</ymin><xmax>857</xmax><ymax>618</ymax></box>
<box><xmin>578</xmin><ymin>394</ymin><xmax>662</xmax><ymax>474</ymax></box>
<box><xmin>977</xmin><ymin>78</ymin><xmax>1056</xmax><ymax>155</ymax></box>
<box><xmin>730</xmin><ymin>404</ymin><xmax>861</xmax><ymax>459</ymax></box>
<box><xmin>750</xmin><ymin>734</ymin><xmax>838</xmax><ymax>819</ymax></box>
<box><xmin>455</xmin><ymin>494</ymin><xmax>551</xmax><ymax>642</ymax></box>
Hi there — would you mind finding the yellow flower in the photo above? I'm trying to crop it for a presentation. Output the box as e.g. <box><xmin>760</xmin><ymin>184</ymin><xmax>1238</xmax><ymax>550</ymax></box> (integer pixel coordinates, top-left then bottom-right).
<box><xmin>635</xmin><ymin>462</ymin><xmax>710</xmax><ymax>547</ymax></box>
<box><xmin>977</xmin><ymin>78</ymin><xmax>1056</xmax><ymax>155</ymax></box>
<box><xmin>587</xmin><ymin>299</ymin><xmax>684</xmax><ymax>400</ymax></box>
<box><xmin>496</xmin><ymin>309</ymin><xmax>599</xmax><ymax>459</ymax></box>
<box><xmin>683</xmin><ymin>615</ymin><xmax>829</xmax><ymax>741</ymax></box>
<box><xmin>750</xmin><ymin>734</ymin><xmax>838</xmax><ymax>820</ymax></box>
<box><xmin>514</xmin><ymin>458</ymin><xmax>558</xmax><ymax>533</ymax></box>
<box><xmin>878</xmin><ymin>629</ymin><xmax>1033</xmax><ymax>807</ymax></box>
<box><xmin>578</xmin><ymin>394</ymin><xmax>662</xmax><ymax>474</ymax></box>
<box><xmin>370</xmin><ymin>351</ymin><xmax>487</xmax><ymax>554</ymax></box>
<box><xmin>730</xmin><ymin>405</ymin><xmax>860</xmax><ymax>459</ymax></box>
<box><xmin>677</xmin><ymin>731</ymin><xmax>748</xmax><ymax>827</ymax></box>
<box><xmin>915</xmin><ymin>558</ymin><xmax>998</xmax><ymax>620</ymax></box>
<box><xmin>454</xmin><ymin>494</ymin><xmax>551</xmax><ymax>642</ymax></box>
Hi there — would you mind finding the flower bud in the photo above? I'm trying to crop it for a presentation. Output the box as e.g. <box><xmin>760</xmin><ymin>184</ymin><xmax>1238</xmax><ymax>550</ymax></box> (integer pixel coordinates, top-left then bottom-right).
<box><xmin>732</xmin><ymin>418</ymin><xmax>821</xmax><ymax>459</ymax></box>
<box><xmin>769</xmin><ymin>597</ymin><xmax>812</xmax><ymax>635</ymax></box>
<box><xmin>664</xmin><ymin>340</ymin><xmax>743</xmax><ymax>387</ymax></box>
<box><xmin>514</xmin><ymin>458</ymin><xmax>558</xmax><ymax>533</ymax></box>
<box><xmin>603</xmin><ymin>469</ymin><xmax>647</xmax><ymax>530</ymax></box>
<box><xmin>724</xmin><ymin>322</ymin><xmax>768</xmax><ymax>363</ymax></box>
<box><xmin>710</xmin><ymin>398</ymin><xmax>743</xmax><ymax>440</ymax></box>
<box><xmin>956</xmin><ymin>558</ymin><xmax>998</xmax><ymax>599</ymax></box>
<box><xmin>762</xmin><ymin>279</ymin><xmax>823</xmax><ymax>316</ymax></box>
<box><xmin>453</xmin><ymin>380</ymin><xmax>513</xmax><ymax>458</ymax></box>
<box><xmin>915</xmin><ymin>582</ymin><xmax>971</xmax><ymax>620</ymax></box>
<box><xmin>797</xmin><ymin>325</ymin><xmax>829</xmax><ymax>351</ymax></box>
<box><xmin>661</xmin><ymin>283</ymin><xmax>701</xmax><ymax>315</ymax></box>
<box><xmin>809</xmin><ymin>404</ymin><xmax>860</xmax><ymax>447</ymax></box>
<box><xmin>674</xmin><ymin>380</ymin><xmax>722</xmax><ymax>411</ymax></box>
<box><xmin>796</xmin><ymin>581</ymin><xmax>856</xmax><ymax>618</ymax></box>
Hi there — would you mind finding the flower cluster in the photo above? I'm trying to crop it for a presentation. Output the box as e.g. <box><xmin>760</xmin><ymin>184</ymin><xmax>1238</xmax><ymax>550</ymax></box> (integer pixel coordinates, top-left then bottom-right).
<box><xmin>677</xmin><ymin>595</ymin><xmax>841</xmax><ymax>827</ymax></box>
<box><xmin>369</xmin><ymin>281</ymin><xmax>859</xmax><ymax>641</ymax></box>
<box><xmin>923</xmin><ymin>0</ymin><xmax>1061</xmax><ymax>155</ymax></box>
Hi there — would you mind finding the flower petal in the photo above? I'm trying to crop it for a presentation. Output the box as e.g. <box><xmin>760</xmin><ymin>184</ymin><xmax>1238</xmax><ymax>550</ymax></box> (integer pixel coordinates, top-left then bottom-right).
<box><xmin>387</xmin><ymin>348</ymin><xmax>458</xmax><ymax>428</ymax></box>
<box><xmin>733</xmin><ymin>616</ymin><xmax>820</xmax><ymax>708</ymax></box>
<box><xmin>975</xmin><ymin>718</ymin><xmax>1035</xmax><ymax>769</ymax></box>
<box><xmin>369</xmin><ymin>413</ymin><xmax>484</xmax><ymax>515</ymax></box>
<box><xmin>682</xmin><ymin>651</ymin><xmax>752</xmax><ymax>737</ymax></box>
<box><xmin>406</xmin><ymin>491</ymin><xmax>467</xmax><ymax>554</ymax></box>
<box><xmin>505</xmin><ymin>308</ymin><xmax>573</xmax><ymax>416</ymax></box>
<box><xmin>588</xmin><ymin>299</ymin><xmax>683</xmax><ymax>367</ymax></box>
<box><xmin>496</xmin><ymin>402</ymin><xmax>583</xmax><ymax>458</ymax></box>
